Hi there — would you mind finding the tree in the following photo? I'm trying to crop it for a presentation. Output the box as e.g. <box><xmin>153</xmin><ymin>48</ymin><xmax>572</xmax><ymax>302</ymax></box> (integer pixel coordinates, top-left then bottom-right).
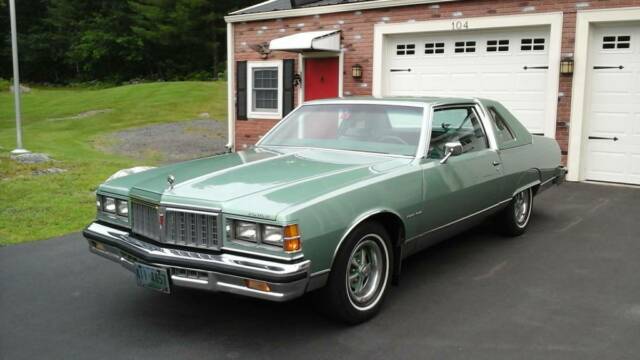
<box><xmin>0</xmin><ymin>0</ymin><xmax>263</xmax><ymax>83</ymax></box>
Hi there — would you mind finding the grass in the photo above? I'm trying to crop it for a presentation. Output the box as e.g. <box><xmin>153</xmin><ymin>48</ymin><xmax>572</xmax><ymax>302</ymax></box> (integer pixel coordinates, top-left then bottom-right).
<box><xmin>0</xmin><ymin>81</ymin><xmax>227</xmax><ymax>245</ymax></box>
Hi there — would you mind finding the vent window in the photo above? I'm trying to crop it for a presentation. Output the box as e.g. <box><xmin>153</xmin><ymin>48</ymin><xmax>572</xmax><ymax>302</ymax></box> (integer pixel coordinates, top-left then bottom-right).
<box><xmin>603</xmin><ymin>35</ymin><xmax>631</xmax><ymax>49</ymax></box>
<box><xmin>521</xmin><ymin>38</ymin><xmax>545</xmax><ymax>51</ymax></box>
<box><xmin>425</xmin><ymin>42</ymin><xmax>445</xmax><ymax>54</ymax></box>
<box><xmin>396</xmin><ymin>44</ymin><xmax>416</xmax><ymax>55</ymax></box>
<box><xmin>487</xmin><ymin>39</ymin><xmax>509</xmax><ymax>52</ymax></box>
<box><xmin>454</xmin><ymin>41</ymin><xmax>476</xmax><ymax>53</ymax></box>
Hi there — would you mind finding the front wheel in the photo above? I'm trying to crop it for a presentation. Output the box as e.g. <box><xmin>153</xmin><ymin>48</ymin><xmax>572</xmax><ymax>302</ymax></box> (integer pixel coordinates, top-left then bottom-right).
<box><xmin>498</xmin><ymin>187</ymin><xmax>533</xmax><ymax>236</ymax></box>
<box><xmin>317</xmin><ymin>222</ymin><xmax>393</xmax><ymax>324</ymax></box>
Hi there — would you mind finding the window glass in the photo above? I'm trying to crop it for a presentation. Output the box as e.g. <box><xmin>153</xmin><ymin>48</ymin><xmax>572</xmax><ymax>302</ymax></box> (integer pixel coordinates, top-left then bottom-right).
<box><xmin>425</xmin><ymin>42</ymin><xmax>445</xmax><ymax>54</ymax></box>
<box><xmin>521</xmin><ymin>38</ymin><xmax>545</xmax><ymax>51</ymax></box>
<box><xmin>252</xmin><ymin>67</ymin><xmax>278</xmax><ymax>112</ymax></box>
<box><xmin>259</xmin><ymin>104</ymin><xmax>424</xmax><ymax>156</ymax></box>
<box><xmin>386</xmin><ymin>107</ymin><xmax>423</xmax><ymax>129</ymax></box>
<box><xmin>488</xmin><ymin>106</ymin><xmax>516</xmax><ymax>143</ymax></box>
<box><xmin>429</xmin><ymin>107</ymin><xmax>488</xmax><ymax>159</ymax></box>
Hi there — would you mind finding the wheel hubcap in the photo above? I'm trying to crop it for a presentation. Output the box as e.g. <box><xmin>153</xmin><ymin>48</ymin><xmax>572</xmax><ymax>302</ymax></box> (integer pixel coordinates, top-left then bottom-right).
<box><xmin>346</xmin><ymin>238</ymin><xmax>384</xmax><ymax>306</ymax></box>
<box><xmin>514</xmin><ymin>190</ymin><xmax>530</xmax><ymax>226</ymax></box>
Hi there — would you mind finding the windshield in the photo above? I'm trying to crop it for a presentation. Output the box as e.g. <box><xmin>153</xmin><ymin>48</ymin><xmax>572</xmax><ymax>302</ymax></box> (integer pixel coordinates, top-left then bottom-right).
<box><xmin>258</xmin><ymin>104</ymin><xmax>424</xmax><ymax>156</ymax></box>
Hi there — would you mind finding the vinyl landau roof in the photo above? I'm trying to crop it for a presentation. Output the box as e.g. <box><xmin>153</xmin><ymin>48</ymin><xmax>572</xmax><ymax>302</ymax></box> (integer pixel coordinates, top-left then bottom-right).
<box><xmin>232</xmin><ymin>0</ymin><xmax>375</xmax><ymax>16</ymax></box>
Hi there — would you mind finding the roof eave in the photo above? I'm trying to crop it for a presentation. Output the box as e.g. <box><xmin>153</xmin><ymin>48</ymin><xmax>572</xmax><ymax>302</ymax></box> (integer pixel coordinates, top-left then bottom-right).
<box><xmin>225</xmin><ymin>0</ymin><xmax>455</xmax><ymax>23</ymax></box>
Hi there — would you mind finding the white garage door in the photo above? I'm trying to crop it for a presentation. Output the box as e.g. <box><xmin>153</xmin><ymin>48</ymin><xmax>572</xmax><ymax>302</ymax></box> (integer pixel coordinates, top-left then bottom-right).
<box><xmin>584</xmin><ymin>23</ymin><xmax>640</xmax><ymax>185</ymax></box>
<box><xmin>384</xmin><ymin>27</ymin><xmax>552</xmax><ymax>135</ymax></box>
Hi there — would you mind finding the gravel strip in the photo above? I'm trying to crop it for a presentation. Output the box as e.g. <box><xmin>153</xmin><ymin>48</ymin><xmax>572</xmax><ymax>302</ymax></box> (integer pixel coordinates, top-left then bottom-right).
<box><xmin>96</xmin><ymin>119</ymin><xmax>228</xmax><ymax>164</ymax></box>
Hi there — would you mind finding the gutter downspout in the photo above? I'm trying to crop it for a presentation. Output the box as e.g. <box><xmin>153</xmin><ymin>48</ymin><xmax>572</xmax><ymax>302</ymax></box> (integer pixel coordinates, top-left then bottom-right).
<box><xmin>226</xmin><ymin>22</ymin><xmax>236</xmax><ymax>151</ymax></box>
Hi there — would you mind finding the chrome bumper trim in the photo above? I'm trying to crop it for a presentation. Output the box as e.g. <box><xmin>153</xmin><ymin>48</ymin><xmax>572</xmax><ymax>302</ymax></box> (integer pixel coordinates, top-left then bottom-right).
<box><xmin>84</xmin><ymin>222</ymin><xmax>311</xmax><ymax>301</ymax></box>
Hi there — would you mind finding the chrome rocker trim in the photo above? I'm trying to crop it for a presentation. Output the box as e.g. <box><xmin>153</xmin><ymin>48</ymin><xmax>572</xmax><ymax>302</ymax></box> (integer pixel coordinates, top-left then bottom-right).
<box><xmin>83</xmin><ymin>222</ymin><xmax>311</xmax><ymax>302</ymax></box>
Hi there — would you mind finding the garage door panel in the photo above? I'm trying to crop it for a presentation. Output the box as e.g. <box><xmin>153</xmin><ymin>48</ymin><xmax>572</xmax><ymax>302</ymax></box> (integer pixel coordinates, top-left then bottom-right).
<box><xmin>592</xmin><ymin>72</ymin><xmax>634</xmax><ymax>93</ymax></box>
<box><xmin>589</xmin><ymin>112</ymin><xmax>629</xmax><ymax>134</ymax></box>
<box><xmin>385</xmin><ymin>27</ymin><xmax>552</xmax><ymax>135</ymax></box>
<box><xmin>588</xmin><ymin>151</ymin><xmax>627</xmax><ymax>175</ymax></box>
<box><xmin>388</xmin><ymin>73</ymin><xmax>421</xmax><ymax>92</ymax></box>
<box><xmin>480</xmin><ymin>73</ymin><xmax>512</xmax><ymax>91</ymax></box>
<box><xmin>632</xmin><ymin>155</ymin><xmax>640</xmax><ymax>176</ymax></box>
<box><xmin>511</xmin><ymin>110</ymin><xmax>545</xmax><ymax>133</ymax></box>
<box><xmin>515</xmin><ymin>73</ymin><xmax>548</xmax><ymax>91</ymax></box>
<box><xmin>585</xmin><ymin>23</ymin><xmax>640</xmax><ymax>185</ymax></box>
<box><xmin>450</xmin><ymin>74</ymin><xmax>481</xmax><ymax>91</ymax></box>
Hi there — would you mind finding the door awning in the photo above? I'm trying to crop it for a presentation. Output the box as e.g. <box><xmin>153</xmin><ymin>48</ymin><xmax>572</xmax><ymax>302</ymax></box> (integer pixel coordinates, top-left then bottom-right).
<box><xmin>269</xmin><ymin>30</ymin><xmax>341</xmax><ymax>52</ymax></box>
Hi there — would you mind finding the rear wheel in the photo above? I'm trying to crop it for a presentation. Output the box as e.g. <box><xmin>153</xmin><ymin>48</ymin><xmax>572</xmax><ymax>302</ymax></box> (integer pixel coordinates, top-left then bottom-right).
<box><xmin>317</xmin><ymin>222</ymin><xmax>392</xmax><ymax>324</ymax></box>
<box><xmin>499</xmin><ymin>187</ymin><xmax>533</xmax><ymax>236</ymax></box>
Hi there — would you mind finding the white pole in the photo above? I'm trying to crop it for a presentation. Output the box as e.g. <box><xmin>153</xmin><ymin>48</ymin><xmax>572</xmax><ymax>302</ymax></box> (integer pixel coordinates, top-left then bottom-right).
<box><xmin>9</xmin><ymin>0</ymin><xmax>29</xmax><ymax>155</ymax></box>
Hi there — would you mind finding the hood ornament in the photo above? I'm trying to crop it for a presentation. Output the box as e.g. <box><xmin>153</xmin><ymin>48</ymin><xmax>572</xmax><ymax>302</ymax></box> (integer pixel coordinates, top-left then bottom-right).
<box><xmin>167</xmin><ymin>175</ymin><xmax>176</xmax><ymax>190</ymax></box>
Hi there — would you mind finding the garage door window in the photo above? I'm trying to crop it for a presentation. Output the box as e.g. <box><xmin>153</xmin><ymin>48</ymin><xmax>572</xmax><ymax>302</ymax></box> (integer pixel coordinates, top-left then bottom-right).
<box><xmin>602</xmin><ymin>35</ymin><xmax>631</xmax><ymax>50</ymax></box>
<box><xmin>455</xmin><ymin>41</ymin><xmax>476</xmax><ymax>53</ymax></box>
<box><xmin>521</xmin><ymin>38</ymin><xmax>545</xmax><ymax>51</ymax></box>
<box><xmin>397</xmin><ymin>44</ymin><xmax>415</xmax><ymax>55</ymax></box>
<box><xmin>425</xmin><ymin>42</ymin><xmax>445</xmax><ymax>54</ymax></box>
<box><xmin>487</xmin><ymin>39</ymin><xmax>509</xmax><ymax>52</ymax></box>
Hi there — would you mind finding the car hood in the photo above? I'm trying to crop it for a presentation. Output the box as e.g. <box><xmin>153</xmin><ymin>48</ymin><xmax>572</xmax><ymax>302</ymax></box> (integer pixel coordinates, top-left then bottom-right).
<box><xmin>100</xmin><ymin>147</ymin><xmax>412</xmax><ymax>220</ymax></box>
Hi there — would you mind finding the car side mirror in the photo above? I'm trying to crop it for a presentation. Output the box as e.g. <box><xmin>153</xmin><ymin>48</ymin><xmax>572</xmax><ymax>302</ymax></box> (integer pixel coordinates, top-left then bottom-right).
<box><xmin>440</xmin><ymin>141</ymin><xmax>463</xmax><ymax>164</ymax></box>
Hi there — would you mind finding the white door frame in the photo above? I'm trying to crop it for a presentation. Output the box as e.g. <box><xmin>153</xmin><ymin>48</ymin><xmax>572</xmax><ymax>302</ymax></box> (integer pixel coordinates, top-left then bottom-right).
<box><xmin>297</xmin><ymin>51</ymin><xmax>344</xmax><ymax>104</ymax></box>
<box><xmin>373</xmin><ymin>12</ymin><xmax>564</xmax><ymax>139</ymax></box>
<box><xmin>567</xmin><ymin>7</ymin><xmax>640</xmax><ymax>182</ymax></box>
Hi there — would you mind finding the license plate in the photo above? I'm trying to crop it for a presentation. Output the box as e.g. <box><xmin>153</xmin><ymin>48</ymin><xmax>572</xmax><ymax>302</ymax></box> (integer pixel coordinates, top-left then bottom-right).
<box><xmin>135</xmin><ymin>263</ymin><xmax>171</xmax><ymax>294</ymax></box>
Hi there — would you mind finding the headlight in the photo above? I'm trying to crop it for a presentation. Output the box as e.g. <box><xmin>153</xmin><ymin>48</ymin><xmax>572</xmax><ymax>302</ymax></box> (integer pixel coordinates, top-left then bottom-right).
<box><xmin>228</xmin><ymin>220</ymin><xmax>301</xmax><ymax>252</ymax></box>
<box><xmin>262</xmin><ymin>225</ymin><xmax>284</xmax><ymax>246</ymax></box>
<box><xmin>235</xmin><ymin>221</ymin><xmax>258</xmax><ymax>242</ymax></box>
<box><xmin>116</xmin><ymin>200</ymin><xmax>128</xmax><ymax>216</ymax></box>
<box><xmin>103</xmin><ymin>197</ymin><xmax>116</xmax><ymax>213</ymax></box>
<box><xmin>97</xmin><ymin>195</ymin><xmax>128</xmax><ymax>220</ymax></box>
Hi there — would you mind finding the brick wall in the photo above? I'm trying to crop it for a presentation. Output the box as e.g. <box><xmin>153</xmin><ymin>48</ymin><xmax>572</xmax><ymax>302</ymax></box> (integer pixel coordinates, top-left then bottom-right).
<box><xmin>232</xmin><ymin>0</ymin><xmax>640</xmax><ymax>155</ymax></box>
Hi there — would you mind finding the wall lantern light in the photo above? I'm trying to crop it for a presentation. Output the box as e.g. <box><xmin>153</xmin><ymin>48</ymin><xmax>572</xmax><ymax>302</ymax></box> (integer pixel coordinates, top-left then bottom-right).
<box><xmin>560</xmin><ymin>57</ymin><xmax>574</xmax><ymax>75</ymax></box>
<box><xmin>351</xmin><ymin>64</ymin><xmax>363</xmax><ymax>79</ymax></box>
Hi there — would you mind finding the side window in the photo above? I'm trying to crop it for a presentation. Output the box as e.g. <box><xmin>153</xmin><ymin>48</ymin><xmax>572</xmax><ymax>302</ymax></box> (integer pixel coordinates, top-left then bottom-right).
<box><xmin>429</xmin><ymin>107</ymin><xmax>489</xmax><ymax>159</ymax></box>
<box><xmin>488</xmin><ymin>106</ymin><xmax>516</xmax><ymax>143</ymax></box>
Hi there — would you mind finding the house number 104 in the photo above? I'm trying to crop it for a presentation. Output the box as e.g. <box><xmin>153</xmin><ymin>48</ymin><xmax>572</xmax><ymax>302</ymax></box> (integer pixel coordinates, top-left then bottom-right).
<box><xmin>451</xmin><ymin>21</ymin><xmax>469</xmax><ymax>30</ymax></box>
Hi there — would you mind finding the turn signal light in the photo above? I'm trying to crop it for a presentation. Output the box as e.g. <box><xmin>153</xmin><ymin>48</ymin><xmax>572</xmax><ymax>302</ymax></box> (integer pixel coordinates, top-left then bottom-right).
<box><xmin>283</xmin><ymin>224</ymin><xmax>301</xmax><ymax>252</ymax></box>
<box><xmin>244</xmin><ymin>279</ymin><xmax>272</xmax><ymax>292</ymax></box>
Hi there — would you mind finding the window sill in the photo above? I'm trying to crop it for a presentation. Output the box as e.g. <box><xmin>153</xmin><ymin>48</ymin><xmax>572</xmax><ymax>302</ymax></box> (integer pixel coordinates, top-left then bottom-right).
<box><xmin>247</xmin><ymin>112</ymin><xmax>282</xmax><ymax>120</ymax></box>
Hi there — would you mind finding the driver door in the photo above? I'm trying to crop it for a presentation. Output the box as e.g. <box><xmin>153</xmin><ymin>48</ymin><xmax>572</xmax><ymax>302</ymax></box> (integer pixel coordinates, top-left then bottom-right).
<box><xmin>419</xmin><ymin>105</ymin><xmax>504</xmax><ymax>235</ymax></box>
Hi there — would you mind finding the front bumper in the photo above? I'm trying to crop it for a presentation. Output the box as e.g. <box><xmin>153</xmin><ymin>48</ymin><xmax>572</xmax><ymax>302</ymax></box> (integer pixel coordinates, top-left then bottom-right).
<box><xmin>83</xmin><ymin>222</ymin><xmax>311</xmax><ymax>302</ymax></box>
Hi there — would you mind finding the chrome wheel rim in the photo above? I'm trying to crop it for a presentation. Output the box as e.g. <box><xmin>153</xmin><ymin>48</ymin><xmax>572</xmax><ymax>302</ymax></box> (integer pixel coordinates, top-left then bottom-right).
<box><xmin>346</xmin><ymin>236</ymin><xmax>386</xmax><ymax>309</ymax></box>
<box><xmin>514</xmin><ymin>189</ymin><xmax>531</xmax><ymax>227</ymax></box>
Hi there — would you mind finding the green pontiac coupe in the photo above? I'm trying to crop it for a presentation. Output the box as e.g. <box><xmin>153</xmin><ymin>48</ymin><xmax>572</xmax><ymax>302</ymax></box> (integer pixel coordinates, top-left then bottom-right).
<box><xmin>84</xmin><ymin>97</ymin><xmax>565</xmax><ymax>323</ymax></box>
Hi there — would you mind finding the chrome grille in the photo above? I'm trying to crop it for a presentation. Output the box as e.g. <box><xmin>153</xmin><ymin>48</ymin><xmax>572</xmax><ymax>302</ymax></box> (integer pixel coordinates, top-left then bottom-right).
<box><xmin>164</xmin><ymin>209</ymin><xmax>219</xmax><ymax>249</ymax></box>
<box><xmin>132</xmin><ymin>201</ymin><xmax>161</xmax><ymax>241</ymax></box>
<box><xmin>131</xmin><ymin>201</ymin><xmax>219</xmax><ymax>250</ymax></box>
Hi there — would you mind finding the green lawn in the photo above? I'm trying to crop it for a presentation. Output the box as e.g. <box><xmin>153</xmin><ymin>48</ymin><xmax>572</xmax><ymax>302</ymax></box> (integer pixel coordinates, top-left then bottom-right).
<box><xmin>0</xmin><ymin>81</ymin><xmax>227</xmax><ymax>245</ymax></box>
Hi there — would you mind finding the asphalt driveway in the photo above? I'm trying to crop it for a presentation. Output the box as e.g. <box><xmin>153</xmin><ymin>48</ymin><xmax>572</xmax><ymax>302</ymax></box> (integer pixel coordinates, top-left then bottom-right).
<box><xmin>1</xmin><ymin>183</ymin><xmax>639</xmax><ymax>360</ymax></box>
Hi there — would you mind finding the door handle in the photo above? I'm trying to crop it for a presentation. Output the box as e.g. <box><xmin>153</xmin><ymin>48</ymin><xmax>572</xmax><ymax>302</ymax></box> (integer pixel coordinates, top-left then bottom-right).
<box><xmin>492</xmin><ymin>161</ymin><xmax>501</xmax><ymax>166</ymax></box>
<box><xmin>523</xmin><ymin>66</ymin><xmax>549</xmax><ymax>70</ymax></box>
<box><xmin>593</xmin><ymin>65</ymin><xmax>624</xmax><ymax>70</ymax></box>
<box><xmin>390</xmin><ymin>68</ymin><xmax>412</xmax><ymax>72</ymax></box>
<box><xmin>588</xmin><ymin>136</ymin><xmax>619</xmax><ymax>141</ymax></box>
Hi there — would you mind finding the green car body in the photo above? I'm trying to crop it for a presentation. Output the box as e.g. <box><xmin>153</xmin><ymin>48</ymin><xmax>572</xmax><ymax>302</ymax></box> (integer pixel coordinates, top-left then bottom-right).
<box><xmin>84</xmin><ymin>97</ymin><xmax>565</xmax><ymax>313</ymax></box>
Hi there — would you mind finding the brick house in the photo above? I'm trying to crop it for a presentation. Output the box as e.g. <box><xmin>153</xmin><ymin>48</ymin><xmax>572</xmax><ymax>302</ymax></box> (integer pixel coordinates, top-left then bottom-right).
<box><xmin>224</xmin><ymin>0</ymin><xmax>640</xmax><ymax>185</ymax></box>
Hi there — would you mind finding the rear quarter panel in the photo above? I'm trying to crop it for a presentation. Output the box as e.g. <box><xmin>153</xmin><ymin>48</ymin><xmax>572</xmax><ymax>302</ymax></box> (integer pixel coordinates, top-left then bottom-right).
<box><xmin>499</xmin><ymin>137</ymin><xmax>560</xmax><ymax>197</ymax></box>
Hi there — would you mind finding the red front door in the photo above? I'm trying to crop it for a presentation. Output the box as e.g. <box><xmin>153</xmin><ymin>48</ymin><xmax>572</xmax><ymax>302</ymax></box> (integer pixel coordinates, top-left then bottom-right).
<box><xmin>304</xmin><ymin>57</ymin><xmax>339</xmax><ymax>101</ymax></box>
